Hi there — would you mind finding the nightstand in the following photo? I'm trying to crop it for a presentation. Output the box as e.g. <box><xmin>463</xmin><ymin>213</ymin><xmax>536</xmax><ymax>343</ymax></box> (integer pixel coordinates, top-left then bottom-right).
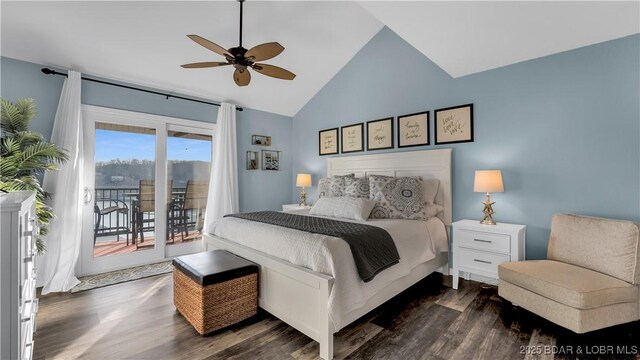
<box><xmin>452</xmin><ymin>219</ymin><xmax>525</xmax><ymax>289</ymax></box>
<box><xmin>282</xmin><ymin>204</ymin><xmax>312</xmax><ymax>212</ymax></box>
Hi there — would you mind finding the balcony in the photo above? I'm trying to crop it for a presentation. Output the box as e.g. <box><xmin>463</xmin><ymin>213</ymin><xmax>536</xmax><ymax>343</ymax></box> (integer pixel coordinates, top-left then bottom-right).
<box><xmin>93</xmin><ymin>187</ymin><xmax>203</xmax><ymax>257</ymax></box>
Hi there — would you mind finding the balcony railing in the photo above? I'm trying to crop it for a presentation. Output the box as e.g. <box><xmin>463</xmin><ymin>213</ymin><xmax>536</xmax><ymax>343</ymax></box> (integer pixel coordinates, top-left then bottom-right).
<box><xmin>94</xmin><ymin>187</ymin><xmax>202</xmax><ymax>242</ymax></box>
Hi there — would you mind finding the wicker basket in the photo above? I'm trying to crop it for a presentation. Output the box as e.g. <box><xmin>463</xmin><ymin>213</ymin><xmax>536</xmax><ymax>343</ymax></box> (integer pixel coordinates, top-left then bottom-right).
<box><xmin>173</xmin><ymin>267</ymin><xmax>258</xmax><ymax>335</ymax></box>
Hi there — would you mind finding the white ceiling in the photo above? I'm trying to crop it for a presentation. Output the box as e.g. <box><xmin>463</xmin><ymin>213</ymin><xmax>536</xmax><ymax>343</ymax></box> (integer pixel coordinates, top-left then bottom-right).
<box><xmin>2</xmin><ymin>2</ymin><xmax>639</xmax><ymax>117</ymax></box>
<box><xmin>1</xmin><ymin>1</ymin><xmax>383</xmax><ymax>117</ymax></box>
<box><xmin>358</xmin><ymin>1</ymin><xmax>640</xmax><ymax>78</ymax></box>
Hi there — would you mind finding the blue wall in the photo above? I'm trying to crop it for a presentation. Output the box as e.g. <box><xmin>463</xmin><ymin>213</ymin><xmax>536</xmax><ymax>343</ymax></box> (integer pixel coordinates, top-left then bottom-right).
<box><xmin>292</xmin><ymin>28</ymin><xmax>640</xmax><ymax>259</ymax></box>
<box><xmin>1</xmin><ymin>56</ymin><xmax>293</xmax><ymax>212</ymax></box>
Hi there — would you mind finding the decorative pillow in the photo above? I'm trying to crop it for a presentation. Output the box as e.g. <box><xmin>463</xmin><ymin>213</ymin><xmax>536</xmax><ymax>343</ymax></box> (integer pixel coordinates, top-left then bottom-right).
<box><xmin>328</xmin><ymin>173</ymin><xmax>355</xmax><ymax>197</ymax></box>
<box><xmin>309</xmin><ymin>196</ymin><xmax>376</xmax><ymax>221</ymax></box>
<box><xmin>344</xmin><ymin>177</ymin><xmax>370</xmax><ymax>198</ymax></box>
<box><xmin>369</xmin><ymin>175</ymin><xmax>427</xmax><ymax>220</ymax></box>
<box><xmin>317</xmin><ymin>178</ymin><xmax>331</xmax><ymax>198</ymax></box>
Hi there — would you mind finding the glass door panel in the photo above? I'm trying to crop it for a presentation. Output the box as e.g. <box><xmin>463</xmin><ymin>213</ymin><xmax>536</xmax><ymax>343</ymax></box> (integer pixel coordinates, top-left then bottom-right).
<box><xmin>93</xmin><ymin>122</ymin><xmax>157</xmax><ymax>257</ymax></box>
<box><xmin>166</xmin><ymin>129</ymin><xmax>212</xmax><ymax>248</ymax></box>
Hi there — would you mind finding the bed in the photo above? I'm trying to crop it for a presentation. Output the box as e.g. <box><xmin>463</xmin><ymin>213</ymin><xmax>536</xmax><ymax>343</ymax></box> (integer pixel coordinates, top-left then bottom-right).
<box><xmin>203</xmin><ymin>149</ymin><xmax>452</xmax><ymax>359</ymax></box>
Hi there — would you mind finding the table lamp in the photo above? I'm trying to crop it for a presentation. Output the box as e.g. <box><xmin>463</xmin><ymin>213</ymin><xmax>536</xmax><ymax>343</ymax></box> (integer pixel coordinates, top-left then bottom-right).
<box><xmin>474</xmin><ymin>170</ymin><xmax>504</xmax><ymax>225</ymax></box>
<box><xmin>296</xmin><ymin>173</ymin><xmax>312</xmax><ymax>206</ymax></box>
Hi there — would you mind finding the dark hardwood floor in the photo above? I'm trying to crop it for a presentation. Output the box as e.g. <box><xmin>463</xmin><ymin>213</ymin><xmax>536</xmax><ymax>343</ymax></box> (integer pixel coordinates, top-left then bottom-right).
<box><xmin>34</xmin><ymin>273</ymin><xmax>639</xmax><ymax>360</ymax></box>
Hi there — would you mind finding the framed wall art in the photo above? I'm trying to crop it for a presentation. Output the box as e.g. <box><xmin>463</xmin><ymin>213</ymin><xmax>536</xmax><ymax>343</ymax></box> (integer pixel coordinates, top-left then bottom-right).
<box><xmin>262</xmin><ymin>150</ymin><xmax>281</xmax><ymax>171</ymax></box>
<box><xmin>434</xmin><ymin>103</ymin><xmax>474</xmax><ymax>145</ymax></box>
<box><xmin>318</xmin><ymin>128</ymin><xmax>339</xmax><ymax>156</ymax></box>
<box><xmin>340</xmin><ymin>123</ymin><xmax>364</xmax><ymax>154</ymax></box>
<box><xmin>397</xmin><ymin>111</ymin><xmax>430</xmax><ymax>148</ymax></box>
<box><xmin>246</xmin><ymin>151</ymin><xmax>259</xmax><ymax>170</ymax></box>
<box><xmin>251</xmin><ymin>134</ymin><xmax>272</xmax><ymax>146</ymax></box>
<box><xmin>367</xmin><ymin>117</ymin><xmax>394</xmax><ymax>151</ymax></box>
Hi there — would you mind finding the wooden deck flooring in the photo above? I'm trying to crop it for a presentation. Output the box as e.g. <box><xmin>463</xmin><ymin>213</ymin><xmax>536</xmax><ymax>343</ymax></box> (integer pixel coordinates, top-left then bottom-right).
<box><xmin>93</xmin><ymin>231</ymin><xmax>202</xmax><ymax>257</ymax></box>
<box><xmin>34</xmin><ymin>273</ymin><xmax>640</xmax><ymax>360</ymax></box>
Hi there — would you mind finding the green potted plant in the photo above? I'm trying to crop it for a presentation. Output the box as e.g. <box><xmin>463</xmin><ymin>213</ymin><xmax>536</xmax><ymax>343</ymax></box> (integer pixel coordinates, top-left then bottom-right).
<box><xmin>0</xmin><ymin>98</ymin><xmax>68</xmax><ymax>254</ymax></box>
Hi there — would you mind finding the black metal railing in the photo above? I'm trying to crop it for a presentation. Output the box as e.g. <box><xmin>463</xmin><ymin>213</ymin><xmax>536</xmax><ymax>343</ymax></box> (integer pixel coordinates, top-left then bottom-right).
<box><xmin>94</xmin><ymin>187</ymin><xmax>202</xmax><ymax>242</ymax></box>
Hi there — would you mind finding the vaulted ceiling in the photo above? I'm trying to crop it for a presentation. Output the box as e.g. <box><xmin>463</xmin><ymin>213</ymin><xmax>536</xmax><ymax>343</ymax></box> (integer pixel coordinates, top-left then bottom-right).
<box><xmin>2</xmin><ymin>1</ymin><xmax>638</xmax><ymax>117</ymax></box>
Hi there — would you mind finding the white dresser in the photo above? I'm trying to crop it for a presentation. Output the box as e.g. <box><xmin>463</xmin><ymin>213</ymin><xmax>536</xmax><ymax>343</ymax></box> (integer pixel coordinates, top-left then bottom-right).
<box><xmin>452</xmin><ymin>219</ymin><xmax>526</xmax><ymax>289</ymax></box>
<box><xmin>1</xmin><ymin>191</ymin><xmax>38</xmax><ymax>360</ymax></box>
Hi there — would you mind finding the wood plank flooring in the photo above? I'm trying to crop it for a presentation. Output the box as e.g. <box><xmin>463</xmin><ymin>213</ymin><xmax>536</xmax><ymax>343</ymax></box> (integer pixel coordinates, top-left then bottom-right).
<box><xmin>34</xmin><ymin>273</ymin><xmax>639</xmax><ymax>360</ymax></box>
<box><xmin>93</xmin><ymin>231</ymin><xmax>201</xmax><ymax>257</ymax></box>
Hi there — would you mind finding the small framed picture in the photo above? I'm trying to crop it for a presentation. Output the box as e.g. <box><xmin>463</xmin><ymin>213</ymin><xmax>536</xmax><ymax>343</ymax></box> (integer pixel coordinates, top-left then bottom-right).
<box><xmin>367</xmin><ymin>117</ymin><xmax>394</xmax><ymax>151</ymax></box>
<box><xmin>340</xmin><ymin>123</ymin><xmax>364</xmax><ymax>154</ymax></box>
<box><xmin>319</xmin><ymin>128</ymin><xmax>339</xmax><ymax>156</ymax></box>
<box><xmin>262</xmin><ymin>150</ymin><xmax>281</xmax><ymax>171</ymax></box>
<box><xmin>251</xmin><ymin>134</ymin><xmax>272</xmax><ymax>146</ymax></box>
<box><xmin>434</xmin><ymin>104</ymin><xmax>474</xmax><ymax>144</ymax></box>
<box><xmin>398</xmin><ymin>111</ymin><xmax>430</xmax><ymax>148</ymax></box>
<box><xmin>246</xmin><ymin>151</ymin><xmax>259</xmax><ymax>170</ymax></box>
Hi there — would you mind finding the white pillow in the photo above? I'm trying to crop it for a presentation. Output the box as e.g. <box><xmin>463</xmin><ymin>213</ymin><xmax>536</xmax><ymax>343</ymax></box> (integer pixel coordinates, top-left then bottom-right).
<box><xmin>309</xmin><ymin>197</ymin><xmax>376</xmax><ymax>221</ymax></box>
<box><xmin>426</xmin><ymin>203</ymin><xmax>445</xmax><ymax>219</ymax></box>
<box><xmin>424</xmin><ymin>178</ymin><xmax>440</xmax><ymax>205</ymax></box>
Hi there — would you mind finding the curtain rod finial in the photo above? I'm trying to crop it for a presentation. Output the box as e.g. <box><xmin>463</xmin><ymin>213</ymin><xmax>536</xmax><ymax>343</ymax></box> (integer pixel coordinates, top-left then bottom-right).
<box><xmin>41</xmin><ymin>68</ymin><xmax>54</xmax><ymax>75</ymax></box>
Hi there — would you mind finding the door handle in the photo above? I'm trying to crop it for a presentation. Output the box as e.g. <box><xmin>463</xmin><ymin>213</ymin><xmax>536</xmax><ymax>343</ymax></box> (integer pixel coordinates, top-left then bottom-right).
<box><xmin>84</xmin><ymin>187</ymin><xmax>93</xmax><ymax>205</ymax></box>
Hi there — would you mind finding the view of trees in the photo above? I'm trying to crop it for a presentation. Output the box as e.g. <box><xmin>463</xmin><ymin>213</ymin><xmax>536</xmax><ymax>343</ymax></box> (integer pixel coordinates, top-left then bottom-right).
<box><xmin>95</xmin><ymin>159</ymin><xmax>210</xmax><ymax>188</ymax></box>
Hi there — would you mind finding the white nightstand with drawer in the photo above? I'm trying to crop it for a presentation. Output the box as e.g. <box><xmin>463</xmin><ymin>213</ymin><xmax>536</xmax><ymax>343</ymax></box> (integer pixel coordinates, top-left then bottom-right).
<box><xmin>452</xmin><ymin>219</ymin><xmax>526</xmax><ymax>289</ymax></box>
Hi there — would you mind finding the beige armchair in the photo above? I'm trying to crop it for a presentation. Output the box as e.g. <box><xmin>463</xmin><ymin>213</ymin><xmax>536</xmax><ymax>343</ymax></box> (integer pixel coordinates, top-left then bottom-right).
<box><xmin>498</xmin><ymin>214</ymin><xmax>640</xmax><ymax>333</ymax></box>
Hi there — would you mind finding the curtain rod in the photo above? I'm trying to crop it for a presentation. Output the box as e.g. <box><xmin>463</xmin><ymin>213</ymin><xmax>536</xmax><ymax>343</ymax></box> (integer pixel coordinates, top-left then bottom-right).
<box><xmin>40</xmin><ymin>68</ymin><xmax>243</xmax><ymax>111</ymax></box>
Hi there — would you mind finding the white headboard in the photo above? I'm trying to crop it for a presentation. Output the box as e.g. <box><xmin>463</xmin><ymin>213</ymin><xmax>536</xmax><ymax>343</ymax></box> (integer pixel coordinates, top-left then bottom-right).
<box><xmin>327</xmin><ymin>149</ymin><xmax>452</xmax><ymax>225</ymax></box>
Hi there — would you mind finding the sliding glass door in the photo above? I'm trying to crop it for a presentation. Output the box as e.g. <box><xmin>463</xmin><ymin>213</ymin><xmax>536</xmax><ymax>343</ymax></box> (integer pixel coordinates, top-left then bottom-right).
<box><xmin>80</xmin><ymin>106</ymin><xmax>214</xmax><ymax>276</ymax></box>
<box><xmin>165</xmin><ymin>126</ymin><xmax>212</xmax><ymax>257</ymax></box>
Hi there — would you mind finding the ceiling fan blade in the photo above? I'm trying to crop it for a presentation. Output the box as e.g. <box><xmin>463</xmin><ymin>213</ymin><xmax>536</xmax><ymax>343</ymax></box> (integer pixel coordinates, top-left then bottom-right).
<box><xmin>181</xmin><ymin>62</ymin><xmax>230</xmax><ymax>68</ymax></box>
<box><xmin>187</xmin><ymin>35</ymin><xmax>232</xmax><ymax>58</ymax></box>
<box><xmin>252</xmin><ymin>63</ymin><xmax>296</xmax><ymax>80</ymax></box>
<box><xmin>245</xmin><ymin>42</ymin><xmax>285</xmax><ymax>62</ymax></box>
<box><xmin>233</xmin><ymin>68</ymin><xmax>251</xmax><ymax>87</ymax></box>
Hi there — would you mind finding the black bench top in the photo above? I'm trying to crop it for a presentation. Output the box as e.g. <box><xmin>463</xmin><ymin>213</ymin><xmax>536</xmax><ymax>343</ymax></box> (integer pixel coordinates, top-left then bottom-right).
<box><xmin>173</xmin><ymin>250</ymin><xmax>258</xmax><ymax>286</ymax></box>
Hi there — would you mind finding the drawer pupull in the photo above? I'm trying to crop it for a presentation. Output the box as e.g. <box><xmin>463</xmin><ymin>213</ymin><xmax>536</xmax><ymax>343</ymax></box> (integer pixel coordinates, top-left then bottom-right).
<box><xmin>21</xmin><ymin>317</ymin><xmax>31</xmax><ymax>323</ymax></box>
<box><xmin>23</xmin><ymin>256</ymin><xmax>33</xmax><ymax>264</ymax></box>
<box><xmin>473</xmin><ymin>258</ymin><xmax>492</xmax><ymax>264</ymax></box>
<box><xmin>473</xmin><ymin>238</ymin><xmax>492</xmax><ymax>244</ymax></box>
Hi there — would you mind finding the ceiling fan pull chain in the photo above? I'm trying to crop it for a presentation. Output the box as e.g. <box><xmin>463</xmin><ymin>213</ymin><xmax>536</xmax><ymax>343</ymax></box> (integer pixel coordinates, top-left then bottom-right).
<box><xmin>239</xmin><ymin>0</ymin><xmax>244</xmax><ymax>48</ymax></box>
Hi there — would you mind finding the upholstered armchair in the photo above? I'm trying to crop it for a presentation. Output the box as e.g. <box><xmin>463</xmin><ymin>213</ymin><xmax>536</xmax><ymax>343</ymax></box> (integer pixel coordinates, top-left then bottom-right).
<box><xmin>498</xmin><ymin>214</ymin><xmax>640</xmax><ymax>333</ymax></box>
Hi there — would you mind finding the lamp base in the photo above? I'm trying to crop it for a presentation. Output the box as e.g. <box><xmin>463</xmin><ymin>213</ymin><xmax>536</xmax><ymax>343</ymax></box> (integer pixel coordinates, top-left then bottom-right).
<box><xmin>480</xmin><ymin>192</ymin><xmax>497</xmax><ymax>225</ymax></box>
<box><xmin>299</xmin><ymin>188</ymin><xmax>307</xmax><ymax>206</ymax></box>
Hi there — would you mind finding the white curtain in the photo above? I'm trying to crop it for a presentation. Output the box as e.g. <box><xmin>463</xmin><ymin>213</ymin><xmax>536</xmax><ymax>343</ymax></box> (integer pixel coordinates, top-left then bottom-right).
<box><xmin>204</xmin><ymin>103</ymin><xmax>239</xmax><ymax>233</ymax></box>
<box><xmin>41</xmin><ymin>71</ymin><xmax>84</xmax><ymax>294</ymax></box>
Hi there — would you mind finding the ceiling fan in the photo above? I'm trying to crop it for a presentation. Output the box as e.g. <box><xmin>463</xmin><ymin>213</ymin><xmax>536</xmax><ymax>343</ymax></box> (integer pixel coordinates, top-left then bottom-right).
<box><xmin>181</xmin><ymin>0</ymin><xmax>296</xmax><ymax>87</ymax></box>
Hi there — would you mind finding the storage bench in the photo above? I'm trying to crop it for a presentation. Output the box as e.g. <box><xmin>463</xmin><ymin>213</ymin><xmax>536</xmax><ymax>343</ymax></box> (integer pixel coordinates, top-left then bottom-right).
<box><xmin>172</xmin><ymin>250</ymin><xmax>258</xmax><ymax>335</ymax></box>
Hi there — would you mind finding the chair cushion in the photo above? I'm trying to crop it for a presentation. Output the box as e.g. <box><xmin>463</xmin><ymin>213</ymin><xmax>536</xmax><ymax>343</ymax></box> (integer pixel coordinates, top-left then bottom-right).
<box><xmin>548</xmin><ymin>214</ymin><xmax>640</xmax><ymax>284</ymax></box>
<box><xmin>173</xmin><ymin>250</ymin><xmax>258</xmax><ymax>286</ymax></box>
<box><xmin>499</xmin><ymin>260</ymin><xmax>638</xmax><ymax>309</ymax></box>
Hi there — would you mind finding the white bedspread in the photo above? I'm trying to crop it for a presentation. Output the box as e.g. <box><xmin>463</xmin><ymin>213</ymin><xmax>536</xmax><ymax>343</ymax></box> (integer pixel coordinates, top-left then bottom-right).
<box><xmin>207</xmin><ymin>209</ymin><xmax>448</xmax><ymax>331</ymax></box>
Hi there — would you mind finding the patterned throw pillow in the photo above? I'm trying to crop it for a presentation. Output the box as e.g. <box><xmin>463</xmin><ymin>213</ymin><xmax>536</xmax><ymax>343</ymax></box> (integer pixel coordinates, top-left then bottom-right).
<box><xmin>317</xmin><ymin>178</ymin><xmax>331</xmax><ymax>198</ymax></box>
<box><xmin>328</xmin><ymin>174</ymin><xmax>355</xmax><ymax>197</ymax></box>
<box><xmin>317</xmin><ymin>174</ymin><xmax>355</xmax><ymax>199</ymax></box>
<box><xmin>369</xmin><ymin>175</ymin><xmax>427</xmax><ymax>220</ymax></box>
<box><xmin>344</xmin><ymin>177</ymin><xmax>370</xmax><ymax>198</ymax></box>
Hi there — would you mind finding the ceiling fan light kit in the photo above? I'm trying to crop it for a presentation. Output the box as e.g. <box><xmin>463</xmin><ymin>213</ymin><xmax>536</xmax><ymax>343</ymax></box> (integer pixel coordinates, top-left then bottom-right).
<box><xmin>181</xmin><ymin>0</ymin><xmax>296</xmax><ymax>87</ymax></box>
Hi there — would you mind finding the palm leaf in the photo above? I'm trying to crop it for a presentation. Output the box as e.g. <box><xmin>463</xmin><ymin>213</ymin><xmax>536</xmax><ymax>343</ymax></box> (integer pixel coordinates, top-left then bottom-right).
<box><xmin>1</xmin><ymin>97</ymin><xmax>68</xmax><ymax>255</ymax></box>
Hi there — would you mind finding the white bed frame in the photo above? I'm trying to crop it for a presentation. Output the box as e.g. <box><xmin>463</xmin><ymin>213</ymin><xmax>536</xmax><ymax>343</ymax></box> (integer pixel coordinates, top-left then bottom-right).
<box><xmin>204</xmin><ymin>149</ymin><xmax>452</xmax><ymax>359</ymax></box>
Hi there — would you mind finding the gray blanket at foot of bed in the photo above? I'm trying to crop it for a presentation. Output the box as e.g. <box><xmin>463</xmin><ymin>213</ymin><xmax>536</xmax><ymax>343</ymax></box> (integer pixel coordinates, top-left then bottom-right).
<box><xmin>225</xmin><ymin>211</ymin><xmax>400</xmax><ymax>282</ymax></box>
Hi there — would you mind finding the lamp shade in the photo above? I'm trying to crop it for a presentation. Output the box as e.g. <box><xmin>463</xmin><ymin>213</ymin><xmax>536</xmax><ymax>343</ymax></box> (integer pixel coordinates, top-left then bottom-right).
<box><xmin>296</xmin><ymin>173</ymin><xmax>312</xmax><ymax>188</ymax></box>
<box><xmin>474</xmin><ymin>170</ymin><xmax>504</xmax><ymax>193</ymax></box>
